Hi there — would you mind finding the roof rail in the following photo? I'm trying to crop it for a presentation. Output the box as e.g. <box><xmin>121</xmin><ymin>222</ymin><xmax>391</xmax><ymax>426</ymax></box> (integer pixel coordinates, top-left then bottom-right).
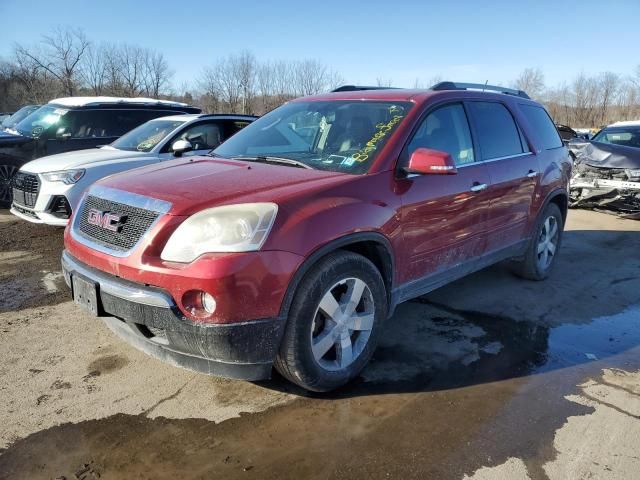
<box><xmin>430</xmin><ymin>81</ymin><xmax>530</xmax><ymax>99</ymax></box>
<box><xmin>331</xmin><ymin>85</ymin><xmax>400</xmax><ymax>92</ymax></box>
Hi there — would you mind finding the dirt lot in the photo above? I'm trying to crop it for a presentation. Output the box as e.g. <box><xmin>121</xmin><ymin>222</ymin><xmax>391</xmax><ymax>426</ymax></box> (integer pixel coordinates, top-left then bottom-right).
<box><xmin>0</xmin><ymin>208</ymin><xmax>639</xmax><ymax>480</ymax></box>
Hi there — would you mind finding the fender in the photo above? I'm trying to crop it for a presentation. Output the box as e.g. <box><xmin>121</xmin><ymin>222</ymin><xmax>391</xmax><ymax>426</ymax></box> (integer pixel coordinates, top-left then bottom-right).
<box><xmin>540</xmin><ymin>187</ymin><xmax>569</xmax><ymax>224</ymax></box>
<box><xmin>277</xmin><ymin>231</ymin><xmax>395</xmax><ymax>320</ymax></box>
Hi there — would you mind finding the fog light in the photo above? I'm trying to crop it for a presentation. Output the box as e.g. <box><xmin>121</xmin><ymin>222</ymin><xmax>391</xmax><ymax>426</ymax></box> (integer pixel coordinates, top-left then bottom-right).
<box><xmin>201</xmin><ymin>292</ymin><xmax>216</xmax><ymax>314</ymax></box>
<box><xmin>182</xmin><ymin>290</ymin><xmax>216</xmax><ymax>318</ymax></box>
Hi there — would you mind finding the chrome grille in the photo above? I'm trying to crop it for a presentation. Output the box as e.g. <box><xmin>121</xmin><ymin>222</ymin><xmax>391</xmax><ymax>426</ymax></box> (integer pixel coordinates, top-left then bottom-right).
<box><xmin>12</xmin><ymin>172</ymin><xmax>39</xmax><ymax>207</ymax></box>
<box><xmin>77</xmin><ymin>195</ymin><xmax>159</xmax><ymax>252</ymax></box>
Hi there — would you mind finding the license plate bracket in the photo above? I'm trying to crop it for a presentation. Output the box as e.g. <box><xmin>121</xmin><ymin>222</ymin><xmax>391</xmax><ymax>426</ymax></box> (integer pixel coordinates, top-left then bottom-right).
<box><xmin>72</xmin><ymin>274</ymin><xmax>100</xmax><ymax>316</ymax></box>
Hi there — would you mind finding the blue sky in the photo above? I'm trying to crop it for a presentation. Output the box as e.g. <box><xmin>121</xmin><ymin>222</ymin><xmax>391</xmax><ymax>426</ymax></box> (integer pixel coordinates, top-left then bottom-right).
<box><xmin>1</xmin><ymin>0</ymin><xmax>639</xmax><ymax>91</ymax></box>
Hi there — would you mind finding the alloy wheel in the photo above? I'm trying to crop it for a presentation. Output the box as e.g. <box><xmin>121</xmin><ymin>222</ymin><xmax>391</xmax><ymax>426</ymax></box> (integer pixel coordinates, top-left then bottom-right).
<box><xmin>0</xmin><ymin>164</ymin><xmax>17</xmax><ymax>205</ymax></box>
<box><xmin>310</xmin><ymin>277</ymin><xmax>375</xmax><ymax>371</ymax></box>
<box><xmin>536</xmin><ymin>215</ymin><xmax>559</xmax><ymax>270</ymax></box>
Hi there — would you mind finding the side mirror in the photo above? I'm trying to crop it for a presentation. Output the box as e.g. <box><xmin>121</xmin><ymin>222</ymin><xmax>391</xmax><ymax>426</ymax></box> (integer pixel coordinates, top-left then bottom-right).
<box><xmin>56</xmin><ymin>127</ymin><xmax>71</xmax><ymax>140</ymax></box>
<box><xmin>405</xmin><ymin>148</ymin><xmax>457</xmax><ymax>175</ymax></box>
<box><xmin>172</xmin><ymin>139</ymin><xmax>193</xmax><ymax>157</ymax></box>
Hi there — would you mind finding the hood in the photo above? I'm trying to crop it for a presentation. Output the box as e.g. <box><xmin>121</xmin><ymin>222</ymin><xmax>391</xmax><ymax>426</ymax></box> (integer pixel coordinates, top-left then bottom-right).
<box><xmin>20</xmin><ymin>147</ymin><xmax>149</xmax><ymax>173</ymax></box>
<box><xmin>572</xmin><ymin>141</ymin><xmax>640</xmax><ymax>169</ymax></box>
<box><xmin>95</xmin><ymin>156</ymin><xmax>349</xmax><ymax>216</ymax></box>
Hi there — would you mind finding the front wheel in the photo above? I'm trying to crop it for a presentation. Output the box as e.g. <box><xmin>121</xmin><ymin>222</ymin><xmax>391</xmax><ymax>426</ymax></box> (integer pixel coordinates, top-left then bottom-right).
<box><xmin>275</xmin><ymin>250</ymin><xmax>387</xmax><ymax>392</ymax></box>
<box><xmin>0</xmin><ymin>164</ymin><xmax>18</xmax><ymax>208</ymax></box>
<box><xmin>512</xmin><ymin>203</ymin><xmax>563</xmax><ymax>280</ymax></box>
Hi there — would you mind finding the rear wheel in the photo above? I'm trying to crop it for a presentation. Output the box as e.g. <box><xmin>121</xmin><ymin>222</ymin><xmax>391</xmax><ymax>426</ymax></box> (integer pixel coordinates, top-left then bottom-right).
<box><xmin>513</xmin><ymin>203</ymin><xmax>563</xmax><ymax>280</ymax></box>
<box><xmin>275</xmin><ymin>250</ymin><xmax>387</xmax><ymax>392</ymax></box>
<box><xmin>0</xmin><ymin>164</ymin><xmax>17</xmax><ymax>208</ymax></box>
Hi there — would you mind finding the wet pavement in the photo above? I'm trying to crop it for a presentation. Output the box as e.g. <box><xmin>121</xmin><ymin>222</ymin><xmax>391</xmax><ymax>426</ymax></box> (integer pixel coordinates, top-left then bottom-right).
<box><xmin>0</xmin><ymin>209</ymin><xmax>639</xmax><ymax>479</ymax></box>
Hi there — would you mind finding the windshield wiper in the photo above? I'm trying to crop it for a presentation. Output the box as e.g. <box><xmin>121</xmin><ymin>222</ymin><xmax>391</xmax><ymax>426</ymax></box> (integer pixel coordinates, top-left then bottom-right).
<box><xmin>231</xmin><ymin>155</ymin><xmax>313</xmax><ymax>169</ymax></box>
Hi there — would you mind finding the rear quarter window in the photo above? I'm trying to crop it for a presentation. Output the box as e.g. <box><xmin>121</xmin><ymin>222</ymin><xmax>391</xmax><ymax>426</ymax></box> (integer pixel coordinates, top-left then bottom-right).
<box><xmin>519</xmin><ymin>104</ymin><xmax>563</xmax><ymax>150</ymax></box>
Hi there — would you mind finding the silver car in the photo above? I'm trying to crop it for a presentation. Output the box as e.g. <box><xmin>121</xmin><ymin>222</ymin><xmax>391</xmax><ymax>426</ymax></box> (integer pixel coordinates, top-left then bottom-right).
<box><xmin>10</xmin><ymin>114</ymin><xmax>256</xmax><ymax>226</ymax></box>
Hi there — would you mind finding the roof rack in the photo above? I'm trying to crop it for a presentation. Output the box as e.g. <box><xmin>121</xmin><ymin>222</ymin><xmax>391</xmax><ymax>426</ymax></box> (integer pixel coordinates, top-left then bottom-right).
<box><xmin>430</xmin><ymin>81</ymin><xmax>530</xmax><ymax>99</ymax></box>
<box><xmin>331</xmin><ymin>85</ymin><xmax>400</xmax><ymax>92</ymax></box>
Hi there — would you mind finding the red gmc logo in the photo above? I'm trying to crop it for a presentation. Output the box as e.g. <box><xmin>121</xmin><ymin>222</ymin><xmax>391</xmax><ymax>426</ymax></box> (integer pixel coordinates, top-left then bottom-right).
<box><xmin>87</xmin><ymin>208</ymin><xmax>125</xmax><ymax>232</ymax></box>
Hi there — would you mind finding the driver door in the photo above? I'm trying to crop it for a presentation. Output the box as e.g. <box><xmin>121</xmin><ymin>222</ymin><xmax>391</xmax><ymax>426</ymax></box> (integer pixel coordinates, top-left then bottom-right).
<box><xmin>399</xmin><ymin>102</ymin><xmax>492</xmax><ymax>285</ymax></box>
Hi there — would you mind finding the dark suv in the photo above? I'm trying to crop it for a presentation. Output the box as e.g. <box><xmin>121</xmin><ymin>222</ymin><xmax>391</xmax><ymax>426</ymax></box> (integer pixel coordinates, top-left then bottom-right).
<box><xmin>0</xmin><ymin>97</ymin><xmax>200</xmax><ymax>206</ymax></box>
<box><xmin>62</xmin><ymin>82</ymin><xmax>571</xmax><ymax>392</ymax></box>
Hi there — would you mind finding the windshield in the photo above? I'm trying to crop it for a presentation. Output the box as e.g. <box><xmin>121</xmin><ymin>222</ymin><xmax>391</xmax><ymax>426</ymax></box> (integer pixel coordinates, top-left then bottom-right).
<box><xmin>110</xmin><ymin>119</ymin><xmax>186</xmax><ymax>152</ymax></box>
<box><xmin>214</xmin><ymin>100</ymin><xmax>412</xmax><ymax>174</ymax></box>
<box><xmin>2</xmin><ymin>105</ymin><xmax>40</xmax><ymax>129</ymax></box>
<box><xmin>592</xmin><ymin>126</ymin><xmax>640</xmax><ymax>148</ymax></box>
<box><xmin>14</xmin><ymin>104</ymin><xmax>71</xmax><ymax>137</ymax></box>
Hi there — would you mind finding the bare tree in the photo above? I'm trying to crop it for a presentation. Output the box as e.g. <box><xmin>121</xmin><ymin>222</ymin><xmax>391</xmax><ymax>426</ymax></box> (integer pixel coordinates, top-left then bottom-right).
<box><xmin>143</xmin><ymin>51</ymin><xmax>172</xmax><ymax>97</ymax></box>
<box><xmin>597</xmin><ymin>72</ymin><xmax>620</xmax><ymax>125</ymax></box>
<box><xmin>80</xmin><ymin>44</ymin><xmax>108</xmax><ymax>95</ymax></box>
<box><xmin>14</xmin><ymin>27</ymin><xmax>89</xmax><ymax>96</ymax></box>
<box><xmin>513</xmin><ymin>67</ymin><xmax>545</xmax><ymax>99</ymax></box>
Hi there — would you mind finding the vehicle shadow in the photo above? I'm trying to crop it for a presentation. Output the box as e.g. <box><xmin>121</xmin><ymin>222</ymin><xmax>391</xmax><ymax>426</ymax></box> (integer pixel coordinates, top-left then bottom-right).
<box><xmin>259</xmin><ymin>228</ymin><xmax>640</xmax><ymax>398</ymax></box>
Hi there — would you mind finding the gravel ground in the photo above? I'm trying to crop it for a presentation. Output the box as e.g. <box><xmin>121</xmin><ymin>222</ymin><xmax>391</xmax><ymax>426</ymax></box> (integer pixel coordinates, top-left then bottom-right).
<box><xmin>0</xmin><ymin>208</ymin><xmax>639</xmax><ymax>479</ymax></box>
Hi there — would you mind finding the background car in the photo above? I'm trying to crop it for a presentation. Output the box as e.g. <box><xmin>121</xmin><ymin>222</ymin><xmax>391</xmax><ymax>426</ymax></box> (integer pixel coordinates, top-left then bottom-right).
<box><xmin>569</xmin><ymin>120</ymin><xmax>640</xmax><ymax>216</ymax></box>
<box><xmin>0</xmin><ymin>96</ymin><xmax>201</xmax><ymax>207</ymax></box>
<box><xmin>10</xmin><ymin>113</ymin><xmax>256</xmax><ymax>225</ymax></box>
<box><xmin>1</xmin><ymin>104</ymin><xmax>41</xmax><ymax>132</ymax></box>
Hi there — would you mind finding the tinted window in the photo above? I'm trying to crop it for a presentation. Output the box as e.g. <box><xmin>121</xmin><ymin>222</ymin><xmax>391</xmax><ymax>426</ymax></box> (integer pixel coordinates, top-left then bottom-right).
<box><xmin>520</xmin><ymin>105</ymin><xmax>563</xmax><ymax>149</ymax></box>
<box><xmin>406</xmin><ymin>103</ymin><xmax>475</xmax><ymax>166</ymax></box>
<box><xmin>69</xmin><ymin>109</ymin><xmax>185</xmax><ymax>139</ymax></box>
<box><xmin>469</xmin><ymin>102</ymin><xmax>524</xmax><ymax>159</ymax></box>
<box><xmin>67</xmin><ymin>110</ymin><xmax>119</xmax><ymax>138</ymax></box>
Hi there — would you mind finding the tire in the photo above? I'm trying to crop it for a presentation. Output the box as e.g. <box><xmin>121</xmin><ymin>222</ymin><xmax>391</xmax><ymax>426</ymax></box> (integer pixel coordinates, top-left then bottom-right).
<box><xmin>512</xmin><ymin>203</ymin><xmax>563</xmax><ymax>281</ymax></box>
<box><xmin>0</xmin><ymin>163</ymin><xmax>18</xmax><ymax>208</ymax></box>
<box><xmin>275</xmin><ymin>250</ymin><xmax>387</xmax><ymax>392</ymax></box>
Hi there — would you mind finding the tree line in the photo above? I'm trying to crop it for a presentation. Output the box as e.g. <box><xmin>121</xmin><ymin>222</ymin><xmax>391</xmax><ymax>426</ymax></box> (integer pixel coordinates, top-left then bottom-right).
<box><xmin>514</xmin><ymin>67</ymin><xmax>640</xmax><ymax>128</ymax></box>
<box><xmin>2</xmin><ymin>27</ymin><xmax>640</xmax><ymax>127</ymax></box>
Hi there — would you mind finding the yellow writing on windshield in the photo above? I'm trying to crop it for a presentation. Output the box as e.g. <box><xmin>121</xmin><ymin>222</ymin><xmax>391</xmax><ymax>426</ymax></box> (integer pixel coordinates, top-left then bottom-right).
<box><xmin>352</xmin><ymin>115</ymin><xmax>403</xmax><ymax>162</ymax></box>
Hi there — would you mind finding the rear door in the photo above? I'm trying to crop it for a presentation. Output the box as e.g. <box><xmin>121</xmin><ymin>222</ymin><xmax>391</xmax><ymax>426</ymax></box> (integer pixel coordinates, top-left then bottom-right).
<box><xmin>399</xmin><ymin>102</ymin><xmax>491</xmax><ymax>284</ymax></box>
<box><xmin>466</xmin><ymin>101</ymin><xmax>539</xmax><ymax>252</ymax></box>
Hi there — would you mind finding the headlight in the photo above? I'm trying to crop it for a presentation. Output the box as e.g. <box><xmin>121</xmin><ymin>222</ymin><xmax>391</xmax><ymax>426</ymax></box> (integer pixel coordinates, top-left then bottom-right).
<box><xmin>41</xmin><ymin>169</ymin><xmax>85</xmax><ymax>184</ymax></box>
<box><xmin>161</xmin><ymin>203</ymin><xmax>278</xmax><ymax>263</ymax></box>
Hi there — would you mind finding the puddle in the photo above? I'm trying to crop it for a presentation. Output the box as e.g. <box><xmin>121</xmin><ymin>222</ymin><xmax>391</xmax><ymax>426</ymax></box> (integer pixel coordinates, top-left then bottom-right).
<box><xmin>1</xmin><ymin>302</ymin><xmax>638</xmax><ymax>479</ymax></box>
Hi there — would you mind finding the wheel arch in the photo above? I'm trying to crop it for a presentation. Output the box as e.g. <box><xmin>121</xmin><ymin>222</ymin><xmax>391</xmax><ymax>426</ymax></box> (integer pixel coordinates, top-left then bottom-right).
<box><xmin>277</xmin><ymin>232</ymin><xmax>395</xmax><ymax>320</ymax></box>
<box><xmin>543</xmin><ymin>188</ymin><xmax>569</xmax><ymax>225</ymax></box>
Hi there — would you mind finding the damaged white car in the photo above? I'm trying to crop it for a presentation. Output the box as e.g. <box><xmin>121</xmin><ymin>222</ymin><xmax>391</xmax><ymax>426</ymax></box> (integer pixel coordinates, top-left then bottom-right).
<box><xmin>569</xmin><ymin>121</ymin><xmax>640</xmax><ymax>218</ymax></box>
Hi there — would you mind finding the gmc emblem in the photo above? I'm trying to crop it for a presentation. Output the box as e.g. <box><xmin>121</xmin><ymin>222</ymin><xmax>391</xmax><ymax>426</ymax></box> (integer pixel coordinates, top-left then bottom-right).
<box><xmin>87</xmin><ymin>208</ymin><xmax>126</xmax><ymax>232</ymax></box>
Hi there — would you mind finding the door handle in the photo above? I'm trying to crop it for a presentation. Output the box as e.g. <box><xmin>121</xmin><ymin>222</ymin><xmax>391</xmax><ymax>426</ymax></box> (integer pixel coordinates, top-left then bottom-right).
<box><xmin>470</xmin><ymin>183</ymin><xmax>488</xmax><ymax>192</ymax></box>
<box><xmin>527</xmin><ymin>170</ymin><xmax>538</xmax><ymax>178</ymax></box>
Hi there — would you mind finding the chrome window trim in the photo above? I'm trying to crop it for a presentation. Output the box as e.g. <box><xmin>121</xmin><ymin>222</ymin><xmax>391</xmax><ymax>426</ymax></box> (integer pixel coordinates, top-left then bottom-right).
<box><xmin>70</xmin><ymin>185</ymin><xmax>172</xmax><ymax>258</ymax></box>
<box><xmin>457</xmin><ymin>152</ymin><xmax>533</xmax><ymax>168</ymax></box>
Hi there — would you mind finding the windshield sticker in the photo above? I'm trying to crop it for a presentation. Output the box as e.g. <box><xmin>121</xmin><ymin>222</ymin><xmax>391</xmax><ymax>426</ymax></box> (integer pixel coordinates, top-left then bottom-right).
<box><xmin>352</xmin><ymin>115</ymin><xmax>404</xmax><ymax>162</ymax></box>
<box><xmin>53</xmin><ymin>109</ymin><xmax>69</xmax><ymax>115</ymax></box>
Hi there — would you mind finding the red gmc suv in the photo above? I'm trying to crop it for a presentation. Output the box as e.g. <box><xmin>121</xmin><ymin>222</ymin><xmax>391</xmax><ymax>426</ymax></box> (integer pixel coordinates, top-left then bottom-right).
<box><xmin>62</xmin><ymin>82</ymin><xmax>571</xmax><ymax>391</ymax></box>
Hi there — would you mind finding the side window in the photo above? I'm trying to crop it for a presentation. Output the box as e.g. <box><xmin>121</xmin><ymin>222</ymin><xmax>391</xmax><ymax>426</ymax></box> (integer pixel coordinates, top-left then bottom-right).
<box><xmin>68</xmin><ymin>110</ymin><xmax>118</xmax><ymax>139</ymax></box>
<box><xmin>171</xmin><ymin>122</ymin><xmax>223</xmax><ymax>151</ymax></box>
<box><xmin>223</xmin><ymin>120</ymin><xmax>253</xmax><ymax>140</ymax></box>
<box><xmin>468</xmin><ymin>102</ymin><xmax>524</xmax><ymax>160</ymax></box>
<box><xmin>519</xmin><ymin>104</ymin><xmax>563</xmax><ymax>150</ymax></box>
<box><xmin>406</xmin><ymin>103</ymin><xmax>475</xmax><ymax>166</ymax></box>
<box><xmin>110</xmin><ymin>110</ymin><xmax>177</xmax><ymax>136</ymax></box>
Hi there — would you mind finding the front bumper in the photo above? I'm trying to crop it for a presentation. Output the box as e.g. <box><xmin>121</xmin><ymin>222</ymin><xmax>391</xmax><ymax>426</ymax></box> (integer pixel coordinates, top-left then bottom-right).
<box><xmin>61</xmin><ymin>251</ymin><xmax>284</xmax><ymax>380</ymax></box>
<box><xmin>10</xmin><ymin>203</ymin><xmax>69</xmax><ymax>226</ymax></box>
